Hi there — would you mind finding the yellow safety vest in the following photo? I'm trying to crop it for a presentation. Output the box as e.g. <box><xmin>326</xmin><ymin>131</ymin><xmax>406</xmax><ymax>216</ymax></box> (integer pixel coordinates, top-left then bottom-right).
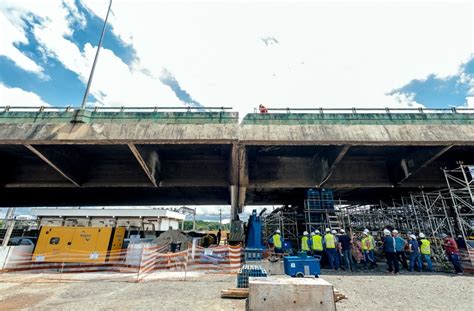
<box><xmin>273</xmin><ymin>234</ymin><xmax>282</xmax><ymax>249</ymax></box>
<box><xmin>362</xmin><ymin>236</ymin><xmax>374</xmax><ymax>251</ymax></box>
<box><xmin>420</xmin><ymin>239</ymin><xmax>431</xmax><ymax>255</ymax></box>
<box><xmin>301</xmin><ymin>236</ymin><xmax>309</xmax><ymax>251</ymax></box>
<box><xmin>311</xmin><ymin>235</ymin><xmax>323</xmax><ymax>251</ymax></box>
<box><xmin>324</xmin><ymin>233</ymin><xmax>335</xmax><ymax>249</ymax></box>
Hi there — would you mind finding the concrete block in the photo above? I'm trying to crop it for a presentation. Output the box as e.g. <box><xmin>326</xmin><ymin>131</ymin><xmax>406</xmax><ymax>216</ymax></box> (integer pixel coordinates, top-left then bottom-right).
<box><xmin>248</xmin><ymin>276</ymin><xmax>335</xmax><ymax>311</ymax></box>
<box><xmin>246</xmin><ymin>260</ymin><xmax>285</xmax><ymax>275</ymax></box>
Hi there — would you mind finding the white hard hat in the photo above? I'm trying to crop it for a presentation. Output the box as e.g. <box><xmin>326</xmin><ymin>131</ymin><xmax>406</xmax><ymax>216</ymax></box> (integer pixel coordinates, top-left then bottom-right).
<box><xmin>383</xmin><ymin>229</ymin><xmax>391</xmax><ymax>236</ymax></box>
<box><xmin>303</xmin><ymin>231</ymin><xmax>309</xmax><ymax>236</ymax></box>
<box><xmin>310</xmin><ymin>232</ymin><xmax>315</xmax><ymax>236</ymax></box>
<box><xmin>331</xmin><ymin>230</ymin><xmax>337</xmax><ymax>234</ymax></box>
<box><xmin>340</xmin><ymin>229</ymin><xmax>345</xmax><ymax>233</ymax></box>
<box><xmin>409</xmin><ymin>234</ymin><xmax>417</xmax><ymax>240</ymax></box>
<box><xmin>275</xmin><ymin>229</ymin><xmax>281</xmax><ymax>234</ymax></box>
<box><xmin>392</xmin><ymin>229</ymin><xmax>399</xmax><ymax>234</ymax></box>
<box><xmin>362</xmin><ymin>232</ymin><xmax>368</xmax><ymax>235</ymax></box>
<box><xmin>325</xmin><ymin>228</ymin><xmax>331</xmax><ymax>232</ymax></box>
<box><xmin>419</xmin><ymin>233</ymin><xmax>425</xmax><ymax>238</ymax></box>
<box><xmin>363</xmin><ymin>228</ymin><xmax>369</xmax><ymax>233</ymax></box>
<box><xmin>440</xmin><ymin>233</ymin><xmax>448</xmax><ymax>239</ymax></box>
<box><xmin>315</xmin><ymin>230</ymin><xmax>321</xmax><ymax>234</ymax></box>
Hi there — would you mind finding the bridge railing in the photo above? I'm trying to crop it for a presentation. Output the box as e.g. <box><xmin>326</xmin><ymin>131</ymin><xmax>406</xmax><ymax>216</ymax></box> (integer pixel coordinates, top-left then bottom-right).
<box><xmin>0</xmin><ymin>106</ymin><xmax>233</xmax><ymax>112</ymax></box>
<box><xmin>255</xmin><ymin>107</ymin><xmax>474</xmax><ymax>114</ymax></box>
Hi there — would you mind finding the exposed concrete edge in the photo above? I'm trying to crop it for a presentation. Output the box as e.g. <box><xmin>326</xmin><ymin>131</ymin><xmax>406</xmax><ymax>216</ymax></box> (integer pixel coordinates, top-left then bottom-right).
<box><xmin>238</xmin><ymin>124</ymin><xmax>474</xmax><ymax>145</ymax></box>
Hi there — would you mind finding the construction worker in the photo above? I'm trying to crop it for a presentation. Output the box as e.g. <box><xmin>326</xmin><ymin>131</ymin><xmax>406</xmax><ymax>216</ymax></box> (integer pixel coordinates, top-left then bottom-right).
<box><xmin>419</xmin><ymin>233</ymin><xmax>433</xmax><ymax>272</ymax></box>
<box><xmin>361</xmin><ymin>231</ymin><xmax>376</xmax><ymax>269</ymax></box>
<box><xmin>324</xmin><ymin>228</ymin><xmax>338</xmax><ymax>270</ymax></box>
<box><xmin>441</xmin><ymin>233</ymin><xmax>463</xmax><ymax>275</ymax></box>
<box><xmin>311</xmin><ymin>230</ymin><xmax>324</xmax><ymax>258</ymax></box>
<box><xmin>258</xmin><ymin>104</ymin><xmax>268</xmax><ymax>114</ymax></box>
<box><xmin>408</xmin><ymin>234</ymin><xmax>422</xmax><ymax>272</ymax></box>
<box><xmin>301</xmin><ymin>231</ymin><xmax>310</xmax><ymax>254</ymax></box>
<box><xmin>338</xmin><ymin>229</ymin><xmax>354</xmax><ymax>271</ymax></box>
<box><xmin>382</xmin><ymin>229</ymin><xmax>399</xmax><ymax>274</ymax></box>
<box><xmin>269</xmin><ymin>229</ymin><xmax>283</xmax><ymax>254</ymax></box>
<box><xmin>392</xmin><ymin>230</ymin><xmax>408</xmax><ymax>270</ymax></box>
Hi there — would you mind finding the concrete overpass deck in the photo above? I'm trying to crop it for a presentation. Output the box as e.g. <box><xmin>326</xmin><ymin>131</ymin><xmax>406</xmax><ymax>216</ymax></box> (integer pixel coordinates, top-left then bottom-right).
<box><xmin>0</xmin><ymin>107</ymin><xmax>473</xmax><ymax>212</ymax></box>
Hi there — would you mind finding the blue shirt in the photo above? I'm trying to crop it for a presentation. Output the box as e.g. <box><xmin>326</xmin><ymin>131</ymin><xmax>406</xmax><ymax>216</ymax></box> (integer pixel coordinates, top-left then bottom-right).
<box><xmin>409</xmin><ymin>240</ymin><xmax>420</xmax><ymax>254</ymax></box>
<box><xmin>395</xmin><ymin>236</ymin><xmax>406</xmax><ymax>252</ymax></box>
<box><xmin>383</xmin><ymin>236</ymin><xmax>397</xmax><ymax>253</ymax></box>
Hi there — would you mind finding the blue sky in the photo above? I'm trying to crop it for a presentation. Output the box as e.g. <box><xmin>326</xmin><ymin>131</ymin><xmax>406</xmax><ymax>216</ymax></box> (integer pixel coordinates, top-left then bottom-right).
<box><xmin>1</xmin><ymin>0</ymin><xmax>472</xmax><ymax>111</ymax></box>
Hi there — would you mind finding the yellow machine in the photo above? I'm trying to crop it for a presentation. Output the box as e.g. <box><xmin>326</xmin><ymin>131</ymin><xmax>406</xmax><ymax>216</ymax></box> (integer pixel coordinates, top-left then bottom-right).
<box><xmin>33</xmin><ymin>226</ymin><xmax>125</xmax><ymax>263</ymax></box>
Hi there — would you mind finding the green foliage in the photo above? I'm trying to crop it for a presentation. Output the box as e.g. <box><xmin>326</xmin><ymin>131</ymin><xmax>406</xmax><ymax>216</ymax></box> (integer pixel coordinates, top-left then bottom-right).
<box><xmin>183</xmin><ymin>220</ymin><xmax>230</xmax><ymax>231</ymax></box>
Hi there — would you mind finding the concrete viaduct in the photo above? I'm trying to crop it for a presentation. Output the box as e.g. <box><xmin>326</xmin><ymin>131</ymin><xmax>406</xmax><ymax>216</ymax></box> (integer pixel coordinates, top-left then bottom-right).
<box><xmin>0</xmin><ymin>107</ymin><xmax>473</xmax><ymax>219</ymax></box>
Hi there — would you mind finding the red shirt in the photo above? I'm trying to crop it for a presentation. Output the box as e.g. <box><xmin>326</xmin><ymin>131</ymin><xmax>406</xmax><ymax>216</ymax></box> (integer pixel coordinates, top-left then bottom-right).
<box><xmin>259</xmin><ymin>106</ymin><xmax>268</xmax><ymax>114</ymax></box>
<box><xmin>443</xmin><ymin>238</ymin><xmax>459</xmax><ymax>255</ymax></box>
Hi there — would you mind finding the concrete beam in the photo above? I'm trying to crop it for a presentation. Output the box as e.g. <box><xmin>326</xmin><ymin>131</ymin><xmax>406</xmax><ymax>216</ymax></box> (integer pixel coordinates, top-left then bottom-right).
<box><xmin>24</xmin><ymin>144</ymin><xmax>81</xmax><ymax>187</ymax></box>
<box><xmin>128</xmin><ymin>143</ymin><xmax>160</xmax><ymax>187</ymax></box>
<box><xmin>394</xmin><ymin>145</ymin><xmax>453</xmax><ymax>184</ymax></box>
<box><xmin>314</xmin><ymin>145</ymin><xmax>351</xmax><ymax>187</ymax></box>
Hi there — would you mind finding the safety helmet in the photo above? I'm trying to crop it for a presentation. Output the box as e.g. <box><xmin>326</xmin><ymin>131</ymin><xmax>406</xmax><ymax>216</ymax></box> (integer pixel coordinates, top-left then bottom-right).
<box><xmin>275</xmin><ymin>229</ymin><xmax>281</xmax><ymax>234</ymax></box>
<box><xmin>362</xmin><ymin>232</ymin><xmax>368</xmax><ymax>235</ymax></box>
<box><xmin>419</xmin><ymin>233</ymin><xmax>425</xmax><ymax>238</ymax></box>
<box><xmin>315</xmin><ymin>230</ymin><xmax>321</xmax><ymax>234</ymax></box>
<box><xmin>325</xmin><ymin>228</ymin><xmax>331</xmax><ymax>232</ymax></box>
<box><xmin>363</xmin><ymin>228</ymin><xmax>369</xmax><ymax>233</ymax></box>
<box><xmin>340</xmin><ymin>229</ymin><xmax>345</xmax><ymax>233</ymax></box>
<box><xmin>331</xmin><ymin>230</ymin><xmax>337</xmax><ymax>234</ymax></box>
<box><xmin>409</xmin><ymin>234</ymin><xmax>417</xmax><ymax>240</ymax></box>
<box><xmin>303</xmin><ymin>231</ymin><xmax>309</xmax><ymax>236</ymax></box>
<box><xmin>310</xmin><ymin>232</ymin><xmax>315</xmax><ymax>236</ymax></box>
<box><xmin>392</xmin><ymin>229</ymin><xmax>399</xmax><ymax>234</ymax></box>
<box><xmin>383</xmin><ymin>229</ymin><xmax>391</xmax><ymax>236</ymax></box>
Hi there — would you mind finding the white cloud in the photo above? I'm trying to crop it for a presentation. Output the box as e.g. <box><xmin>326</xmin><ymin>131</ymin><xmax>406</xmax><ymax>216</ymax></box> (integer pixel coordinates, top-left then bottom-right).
<box><xmin>0</xmin><ymin>83</ymin><xmax>49</xmax><ymax>106</ymax></box>
<box><xmin>1</xmin><ymin>0</ymin><xmax>183</xmax><ymax>107</ymax></box>
<box><xmin>0</xmin><ymin>9</ymin><xmax>44</xmax><ymax>75</ymax></box>
<box><xmin>100</xmin><ymin>1</ymin><xmax>472</xmax><ymax>112</ymax></box>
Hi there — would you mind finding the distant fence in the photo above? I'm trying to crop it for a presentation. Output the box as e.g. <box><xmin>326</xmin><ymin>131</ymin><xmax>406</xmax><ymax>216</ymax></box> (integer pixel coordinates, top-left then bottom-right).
<box><xmin>258</xmin><ymin>107</ymin><xmax>474</xmax><ymax>114</ymax></box>
<box><xmin>0</xmin><ymin>106</ymin><xmax>233</xmax><ymax>112</ymax></box>
<box><xmin>0</xmin><ymin>243</ymin><xmax>243</xmax><ymax>283</ymax></box>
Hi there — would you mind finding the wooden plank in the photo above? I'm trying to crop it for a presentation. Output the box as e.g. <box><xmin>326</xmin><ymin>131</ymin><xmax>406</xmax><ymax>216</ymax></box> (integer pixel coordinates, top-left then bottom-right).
<box><xmin>221</xmin><ymin>288</ymin><xmax>249</xmax><ymax>299</ymax></box>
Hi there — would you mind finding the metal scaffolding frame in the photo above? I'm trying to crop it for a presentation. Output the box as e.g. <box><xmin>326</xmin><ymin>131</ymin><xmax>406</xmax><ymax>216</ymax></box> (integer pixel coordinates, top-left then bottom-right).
<box><xmin>263</xmin><ymin>207</ymin><xmax>299</xmax><ymax>249</ymax></box>
<box><xmin>443</xmin><ymin>164</ymin><xmax>474</xmax><ymax>243</ymax></box>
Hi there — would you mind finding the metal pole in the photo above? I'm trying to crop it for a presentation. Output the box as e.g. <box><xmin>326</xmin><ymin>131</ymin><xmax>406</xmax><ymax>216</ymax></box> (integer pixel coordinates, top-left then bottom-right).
<box><xmin>80</xmin><ymin>0</ymin><xmax>113</xmax><ymax>109</ymax></box>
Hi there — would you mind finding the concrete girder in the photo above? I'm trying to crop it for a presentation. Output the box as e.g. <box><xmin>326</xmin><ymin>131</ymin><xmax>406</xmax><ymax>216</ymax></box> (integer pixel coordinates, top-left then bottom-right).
<box><xmin>24</xmin><ymin>144</ymin><xmax>83</xmax><ymax>187</ymax></box>
<box><xmin>128</xmin><ymin>143</ymin><xmax>160</xmax><ymax>187</ymax></box>
<box><xmin>390</xmin><ymin>145</ymin><xmax>453</xmax><ymax>185</ymax></box>
<box><xmin>313</xmin><ymin>145</ymin><xmax>351</xmax><ymax>187</ymax></box>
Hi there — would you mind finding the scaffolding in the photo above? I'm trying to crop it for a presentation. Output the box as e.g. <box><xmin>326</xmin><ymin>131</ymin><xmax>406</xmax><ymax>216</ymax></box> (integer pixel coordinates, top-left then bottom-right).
<box><xmin>263</xmin><ymin>207</ymin><xmax>299</xmax><ymax>249</ymax></box>
<box><xmin>443</xmin><ymin>164</ymin><xmax>474</xmax><ymax>242</ymax></box>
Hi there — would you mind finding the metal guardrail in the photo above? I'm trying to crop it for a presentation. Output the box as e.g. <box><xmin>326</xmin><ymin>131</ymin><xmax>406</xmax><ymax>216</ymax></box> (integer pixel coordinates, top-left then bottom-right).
<box><xmin>256</xmin><ymin>107</ymin><xmax>474</xmax><ymax>114</ymax></box>
<box><xmin>0</xmin><ymin>106</ymin><xmax>233</xmax><ymax>112</ymax></box>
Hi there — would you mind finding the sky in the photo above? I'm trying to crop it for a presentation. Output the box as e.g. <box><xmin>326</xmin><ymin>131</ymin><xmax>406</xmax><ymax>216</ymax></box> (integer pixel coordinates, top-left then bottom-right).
<box><xmin>0</xmin><ymin>0</ymin><xmax>473</xmax><ymax>220</ymax></box>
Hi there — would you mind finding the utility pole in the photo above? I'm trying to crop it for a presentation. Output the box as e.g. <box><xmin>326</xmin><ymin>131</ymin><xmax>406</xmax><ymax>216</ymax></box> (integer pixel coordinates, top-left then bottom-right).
<box><xmin>219</xmin><ymin>208</ymin><xmax>222</xmax><ymax>229</ymax></box>
<box><xmin>80</xmin><ymin>0</ymin><xmax>113</xmax><ymax>109</ymax></box>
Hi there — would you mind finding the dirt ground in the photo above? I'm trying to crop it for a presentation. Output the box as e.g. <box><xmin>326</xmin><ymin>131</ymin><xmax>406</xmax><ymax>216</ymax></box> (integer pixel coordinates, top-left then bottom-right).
<box><xmin>0</xmin><ymin>270</ymin><xmax>472</xmax><ymax>310</ymax></box>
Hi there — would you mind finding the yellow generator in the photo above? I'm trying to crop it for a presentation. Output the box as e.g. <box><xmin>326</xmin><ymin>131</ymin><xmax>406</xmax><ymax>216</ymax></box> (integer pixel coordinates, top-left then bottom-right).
<box><xmin>33</xmin><ymin>226</ymin><xmax>125</xmax><ymax>263</ymax></box>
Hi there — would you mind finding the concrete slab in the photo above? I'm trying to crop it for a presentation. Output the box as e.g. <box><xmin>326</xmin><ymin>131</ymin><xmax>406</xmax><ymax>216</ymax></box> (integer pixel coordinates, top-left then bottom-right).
<box><xmin>248</xmin><ymin>276</ymin><xmax>335</xmax><ymax>311</ymax></box>
<box><xmin>246</xmin><ymin>260</ymin><xmax>285</xmax><ymax>275</ymax></box>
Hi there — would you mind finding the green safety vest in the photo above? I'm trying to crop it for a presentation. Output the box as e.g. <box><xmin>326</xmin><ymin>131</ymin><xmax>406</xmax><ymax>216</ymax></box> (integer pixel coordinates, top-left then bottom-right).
<box><xmin>420</xmin><ymin>239</ymin><xmax>431</xmax><ymax>255</ymax></box>
<box><xmin>361</xmin><ymin>236</ymin><xmax>371</xmax><ymax>251</ymax></box>
<box><xmin>273</xmin><ymin>234</ymin><xmax>282</xmax><ymax>249</ymax></box>
<box><xmin>311</xmin><ymin>235</ymin><xmax>323</xmax><ymax>251</ymax></box>
<box><xmin>301</xmin><ymin>236</ymin><xmax>309</xmax><ymax>251</ymax></box>
<box><xmin>324</xmin><ymin>233</ymin><xmax>335</xmax><ymax>249</ymax></box>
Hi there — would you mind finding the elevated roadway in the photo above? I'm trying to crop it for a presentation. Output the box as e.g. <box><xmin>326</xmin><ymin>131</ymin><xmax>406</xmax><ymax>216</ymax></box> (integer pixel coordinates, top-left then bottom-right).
<box><xmin>0</xmin><ymin>107</ymin><xmax>473</xmax><ymax>218</ymax></box>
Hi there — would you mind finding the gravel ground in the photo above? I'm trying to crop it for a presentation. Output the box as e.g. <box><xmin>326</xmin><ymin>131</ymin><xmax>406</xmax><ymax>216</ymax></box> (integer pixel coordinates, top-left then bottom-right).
<box><xmin>0</xmin><ymin>271</ymin><xmax>472</xmax><ymax>310</ymax></box>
